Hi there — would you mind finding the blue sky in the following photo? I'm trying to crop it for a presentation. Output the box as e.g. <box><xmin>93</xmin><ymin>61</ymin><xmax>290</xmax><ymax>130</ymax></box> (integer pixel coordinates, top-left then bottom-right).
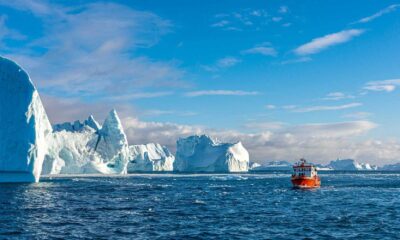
<box><xmin>1</xmin><ymin>0</ymin><xmax>400</xmax><ymax>164</ymax></box>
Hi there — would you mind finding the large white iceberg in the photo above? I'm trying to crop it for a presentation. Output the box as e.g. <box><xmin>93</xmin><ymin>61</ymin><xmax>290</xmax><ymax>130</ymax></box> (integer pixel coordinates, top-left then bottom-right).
<box><xmin>0</xmin><ymin>57</ymin><xmax>52</xmax><ymax>182</ymax></box>
<box><xmin>174</xmin><ymin>135</ymin><xmax>249</xmax><ymax>172</ymax></box>
<box><xmin>128</xmin><ymin>143</ymin><xmax>174</xmax><ymax>172</ymax></box>
<box><xmin>42</xmin><ymin>110</ymin><xmax>130</xmax><ymax>175</ymax></box>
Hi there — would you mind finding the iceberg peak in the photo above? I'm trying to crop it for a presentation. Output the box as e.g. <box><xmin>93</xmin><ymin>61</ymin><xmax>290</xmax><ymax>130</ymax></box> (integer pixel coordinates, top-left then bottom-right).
<box><xmin>84</xmin><ymin>115</ymin><xmax>100</xmax><ymax>130</ymax></box>
<box><xmin>101</xmin><ymin>110</ymin><xmax>124</xmax><ymax>135</ymax></box>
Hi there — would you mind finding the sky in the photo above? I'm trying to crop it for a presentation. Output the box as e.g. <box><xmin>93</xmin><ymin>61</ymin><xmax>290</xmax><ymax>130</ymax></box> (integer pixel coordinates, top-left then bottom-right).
<box><xmin>0</xmin><ymin>0</ymin><xmax>400</xmax><ymax>165</ymax></box>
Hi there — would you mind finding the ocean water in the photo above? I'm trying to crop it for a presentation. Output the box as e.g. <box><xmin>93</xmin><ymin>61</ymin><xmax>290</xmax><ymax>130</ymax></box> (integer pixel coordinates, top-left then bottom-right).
<box><xmin>1</xmin><ymin>172</ymin><xmax>400</xmax><ymax>239</ymax></box>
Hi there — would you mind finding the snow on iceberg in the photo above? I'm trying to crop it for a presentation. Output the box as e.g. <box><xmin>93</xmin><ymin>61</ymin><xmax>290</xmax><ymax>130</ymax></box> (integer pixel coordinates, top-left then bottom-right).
<box><xmin>128</xmin><ymin>143</ymin><xmax>174</xmax><ymax>172</ymax></box>
<box><xmin>174</xmin><ymin>135</ymin><xmax>249</xmax><ymax>172</ymax></box>
<box><xmin>42</xmin><ymin>110</ymin><xmax>130</xmax><ymax>175</ymax></box>
<box><xmin>0</xmin><ymin>56</ymin><xmax>52</xmax><ymax>182</ymax></box>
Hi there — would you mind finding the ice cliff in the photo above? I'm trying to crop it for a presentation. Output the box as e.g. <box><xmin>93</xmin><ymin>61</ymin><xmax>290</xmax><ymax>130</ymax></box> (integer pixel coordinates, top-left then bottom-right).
<box><xmin>128</xmin><ymin>143</ymin><xmax>175</xmax><ymax>172</ymax></box>
<box><xmin>42</xmin><ymin>110</ymin><xmax>130</xmax><ymax>175</ymax></box>
<box><xmin>174</xmin><ymin>135</ymin><xmax>249</xmax><ymax>172</ymax></box>
<box><xmin>0</xmin><ymin>57</ymin><xmax>52</xmax><ymax>182</ymax></box>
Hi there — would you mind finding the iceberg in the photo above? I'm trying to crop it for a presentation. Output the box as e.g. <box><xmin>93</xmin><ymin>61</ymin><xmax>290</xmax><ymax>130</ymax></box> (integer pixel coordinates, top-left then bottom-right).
<box><xmin>250</xmin><ymin>161</ymin><xmax>292</xmax><ymax>171</ymax></box>
<box><xmin>0</xmin><ymin>57</ymin><xmax>52</xmax><ymax>182</ymax></box>
<box><xmin>380</xmin><ymin>163</ymin><xmax>400</xmax><ymax>171</ymax></box>
<box><xmin>42</xmin><ymin>110</ymin><xmax>130</xmax><ymax>175</ymax></box>
<box><xmin>128</xmin><ymin>143</ymin><xmax>174</xmax><ymax>172</ymax></box>
<box><xmin>249</xmin><ymin>162</ymin><xmax>262</xmax><ymax>170</ymax></box>
<box><xmin>174</xmin><ymin>135</ymin><xmax>249</xmax><ymax>172</ymax></box>
<box><xmin>326</xmin><ymin>159</ymin><xmax>377</xmax><ymax>171</ymax></box>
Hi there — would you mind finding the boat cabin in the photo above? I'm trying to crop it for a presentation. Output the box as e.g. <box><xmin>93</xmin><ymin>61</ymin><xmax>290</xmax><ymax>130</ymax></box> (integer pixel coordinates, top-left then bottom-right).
<box><xmin>292</xmin><ymin>158</ymin><xmax>317</xmax><ymax>178</ymax></box>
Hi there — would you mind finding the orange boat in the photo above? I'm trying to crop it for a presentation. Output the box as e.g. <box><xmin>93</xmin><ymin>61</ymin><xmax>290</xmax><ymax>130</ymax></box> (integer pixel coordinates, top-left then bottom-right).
<box><xmin>291</xmin><ymin>158</ymin><xmax>321</xmax><ymax>189</ymax></box>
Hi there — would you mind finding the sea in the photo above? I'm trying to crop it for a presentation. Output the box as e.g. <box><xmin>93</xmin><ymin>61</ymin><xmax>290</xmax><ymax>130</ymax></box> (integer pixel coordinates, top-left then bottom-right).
<box><xmin>1</xmin><ymin>172</ymin><xmax>400</xmax><ymax>239</ymax></box>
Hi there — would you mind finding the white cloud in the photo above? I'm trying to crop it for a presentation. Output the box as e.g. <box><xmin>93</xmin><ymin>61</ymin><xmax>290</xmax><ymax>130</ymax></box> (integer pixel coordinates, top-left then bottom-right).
<box><xmin>363</xmin><ymin>79</ymin><xmax>400</xmax><ymax>92</ymax></box>
<box><xmin>242</xmin><ymin>46</ymin><xmax>277</xmax><ymax>56</ymax></box>
<box><xmin>0</xmin><ymin>0</ymin><xmax>59</xmax><ymax>16</ymax></box>
<box><xmin>211</xmin><ymin>20</ymin><xmax>229</xmax><ymax>27</ymax></box>
<box><xmin>294</xmin><ymin>29</ymin><xmax>365</xmax><ymax>55</ymax></box>
<box><xmin>142</xmin><ymin>110</ymin><xmax>175</xmax><ymax>116</ymax></box>
<box><xmin>211</xmin><ymin>9</ymin><xmax>269</xmax><ymax>31</ymax></box>
<box><xmin>104</xmin><ymin>92</ymin><xmax>174</xmax><ymax>102</ymax></box>
<box><xmin>293</xmin><ymin>103</ymin><xmax>362</xmax><ymax>113</ymax></box>
<box><xmin>250</xmin><ymin>10</ymin><xmax>263</xmax><ymax>17</ymax></box>
<box><xmin>282</xmin><ymin>105</ymin><xmax>297</xmax><ymax>110</ymax></box>
<box><xmin>244</xmin><ymin>121</ymin><xmax>285</xmax><ymax>130</ymax></box>
<box><xmin>142</xmin><ymin>109</ymin><xmax>197</xmax><ymax>117</ymax></box>
<box><xmin>41</xmin><ymin>95</ymin><xmax>137</xmax><ymax>124</ymax></box>
<box><xmin>323</xmin><ymin>92</ymin><xmax>355</xmax><ymax>101</ymax></box>
<box><xmin>355</xmin><ymin>4</ymin><xmax>400</xmax><ymax>24</ymax></box>
<box><xmin>185</xmin><ymin>90</ymin><xmax>259</xmax><ymax>97</ymax></box>
<box><xmin>279</xmin><ymin>6</ymin><xmax>288</xmax><ymax>14</ymax></box>
<box><xmin>265</xmin><ymin>105</ymin><xmax>276</xmax><ymax>109</ymax></box>
<box><xmin>0</xmin><ymin>2</ymin><xmax>185</xmax><ymax>100</ymax></box>
<box><xmin>202</xmin><ymin>56</ymin><xmax>241</xmax><ymax>72</ymax></box>
<box><xmin>281</xmin><ymin>57</ymin><xmax>312</xmax><ymax>65</ymax></box>
<box><xmin>286</xmin><ymin>121</ymin><xmax>376</xmax><ymax>138</ymax></box>
<box><xmin>272</xmin><ymin>17</ymin><xmax>282</xmax><ymax>22</ymax></box>
<box><xmin>217</xmin><ymin>57</ymin><xmax>241</xmax><ymax>68</ymax></box>
<box><xmin>342</xmin><ymin>112</ymin><xmax>372</xmax><ymax>120</ymax></box>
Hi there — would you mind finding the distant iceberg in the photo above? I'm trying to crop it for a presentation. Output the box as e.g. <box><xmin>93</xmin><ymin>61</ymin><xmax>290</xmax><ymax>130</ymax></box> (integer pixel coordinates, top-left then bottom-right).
<box><xmin>174</xmin><ymin>135</ymin><xmax>249</xmax><ymax>172</ymax></box>
<box><xmin>379</xmin><ymin>163</ymin><xmax>400</xmax><ymax>171</ymax></box>
<box><xmin>249</xmin><ymin>161</ymin><xmax>292</xmax><ymax>171</ymax></box>
<box><xmin>249</xmin><ymin>159</ymin><xmax>379</xmax><ymax>171</ymax></box>
<box><xmin>128</xmin><ymin>143</ymin><xmax>174</xmax><ymax>172</ymax></box>
<box><xmin>326</xmin><ymin>159</ymin><xmax>378</xmax><ymax>171</ymax></box>
<box><xmin>42</xmin><ymin>110</ymin><xmax>130</xmax><ymax>175</ymax></box>
<box><xmin>0</xmin><ymin>57</ymin><xmax>52</xmax><ymax>182</ymax></box>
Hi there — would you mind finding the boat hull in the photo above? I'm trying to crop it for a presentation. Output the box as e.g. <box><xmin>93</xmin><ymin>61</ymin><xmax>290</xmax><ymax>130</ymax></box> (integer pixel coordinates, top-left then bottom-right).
<box><xmin>291</xmin><ymin>177</ymin><xmax>321</xmax><ymax>189</ymax></box>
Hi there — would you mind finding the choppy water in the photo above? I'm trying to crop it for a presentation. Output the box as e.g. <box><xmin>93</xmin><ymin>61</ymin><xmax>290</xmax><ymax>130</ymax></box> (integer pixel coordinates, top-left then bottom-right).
<box><xmin>1</xmin><ymin>172</ymin><xmax>400</xmax><ymax>239</ymax></box>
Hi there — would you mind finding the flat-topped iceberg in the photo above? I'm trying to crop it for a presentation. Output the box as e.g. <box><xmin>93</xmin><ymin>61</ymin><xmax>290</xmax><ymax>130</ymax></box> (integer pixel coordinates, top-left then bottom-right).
<box><xmin>42</xmin><ymin>110</ymin><xmax>130</xmax><ymax>175</ymax></box>
<box><xmin>174</xmin><ymin>135</ymin><xmax>249</xmax><ymax>172</ymax></box>
<box><xmin>128</xmin><ymin>143</ymin><xmax>174</xmax><ymax>172</ymax></box>
<box><xmin>0</xmin><ymin>57</ymin><xmax>52</xmax><ymax>182</ymax></box>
